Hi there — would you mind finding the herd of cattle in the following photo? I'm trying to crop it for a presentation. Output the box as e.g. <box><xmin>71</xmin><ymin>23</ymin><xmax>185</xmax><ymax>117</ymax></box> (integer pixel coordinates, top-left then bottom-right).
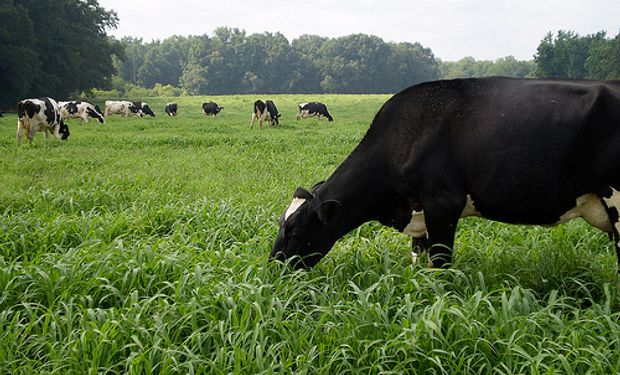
<box><xmin>14</xmin><ymin>97</ymin><xmax>334</xmax><ymax>144</ymax></box>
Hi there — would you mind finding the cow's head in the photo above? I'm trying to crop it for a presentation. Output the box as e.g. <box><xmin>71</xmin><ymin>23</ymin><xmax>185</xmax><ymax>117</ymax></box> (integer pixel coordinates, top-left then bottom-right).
<box><xmin>88</xmin><ymin>105</ymin><xmax>105</xmax><ymax>123</ymax></box>
<box><xmin>58</xmin><ymin>122</ymin><xmax>70</xmax><ymax>140</ymax></box>
<box><xmin>270</xmin><ymin>183</ymin><xmax>344</xmax><ymax>269</ymax></box>
<box><xmin>141</xmin><ymin>103</ymin><xmax>156</xmax><ymax>117</ymax></box>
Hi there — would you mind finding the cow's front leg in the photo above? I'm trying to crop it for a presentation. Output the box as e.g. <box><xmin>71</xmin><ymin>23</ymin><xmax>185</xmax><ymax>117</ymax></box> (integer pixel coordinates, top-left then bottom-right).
<box><xmin>423</xmin><ymin>196</ymin><xmax>465</xmax><ymax>268</ymax></box>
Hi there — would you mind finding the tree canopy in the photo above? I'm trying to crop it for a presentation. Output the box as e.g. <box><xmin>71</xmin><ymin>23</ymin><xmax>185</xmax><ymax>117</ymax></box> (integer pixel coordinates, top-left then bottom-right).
<box><xmin>0</xmin><ymin>0</ymin><xmax>120</xmax><ymax>108</ymax></box>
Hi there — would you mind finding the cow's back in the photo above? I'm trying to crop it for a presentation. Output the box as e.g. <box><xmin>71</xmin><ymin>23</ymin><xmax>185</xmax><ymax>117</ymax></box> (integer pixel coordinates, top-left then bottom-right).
<box><xmin>361</xmin><ymin>78</ymin><xmax>620</xmax><ymax>223</ymax></box>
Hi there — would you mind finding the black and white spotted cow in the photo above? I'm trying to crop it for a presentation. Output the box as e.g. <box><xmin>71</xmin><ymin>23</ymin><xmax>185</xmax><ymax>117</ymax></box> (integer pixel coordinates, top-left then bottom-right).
<box><xmin>133</xmin><ymin>102</ymin><xmax>156</xmax><ymax>117</ymax></box>
<box><xmin>17</xmin><ymin>97</ymin><xmax>70</xmax><ymax>144</ymax></box>
<box><xmin>104</xmin><ymin>100</ymin><xmax>143</xmax><ymax>117</ymax></box>
<box><xmin>202</xmin><ymin>102</ymin><xmax>223</xmax><ymax>117</ymax></box>
<box><xmin>165</xmin><ymin>102</ymin><xmax>178</xmax><ymax>116</ymax></box>
<box><xmin>59</xmin><ymin>101</ymin><xmax>105</xmax><ymax>124</ymax></box>
<box><xmin>251</xmin><ymin>100</ymin><xmax>281</xmax><ymax>129</ymax></box>
<box><xmin>297</xmin><ymin>102</ymin><xmax>333</xmax><ymax>122</ymax></box>
<box><xmin>271</xmin><ymin>77</ymin><xmax>620</xmax><ymax>273</ymax></box>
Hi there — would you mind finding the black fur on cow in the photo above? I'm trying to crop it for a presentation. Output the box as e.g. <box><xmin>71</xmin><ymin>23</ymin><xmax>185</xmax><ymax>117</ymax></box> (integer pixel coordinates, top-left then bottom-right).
<box><xmin>165</xmin><ymin>102</ymin><xmax>178</xmax><ymax>116</ymax></box>
<box><xmin>251</xmin><ymin>100</ymin><xmax>281</xmax><ymax>129</ymax></box>
<box><xmin>133</xmin><ymin>102</ymin><xmax>155</xmax><ymax>117</ymax></box>
<box><xmin>202</xmin><ymin>102</ymin><xmax>223</xmax><ymax>117</ymax></box>
<box><xmin>297</xmin><ymin>102</ymin><xmax>333</xmax><ymax>122</ymax></box>
<box><xmin>272</xmin><ymin>77</ymin><xmax>620</xmax><ymax>271</ymax></box>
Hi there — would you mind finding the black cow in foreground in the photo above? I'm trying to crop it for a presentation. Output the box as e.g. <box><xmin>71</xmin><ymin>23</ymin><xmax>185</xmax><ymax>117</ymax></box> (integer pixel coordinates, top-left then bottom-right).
<box><xmin>17</xmin><ymin>97</ymin><xmax>70</xmax><ymax>144</ymax></box>
<box><xmin>297</xmin><ymin>102</ymin><xmax>333</xmax><ymax>121</ymax></box>
<box><xmin>165</xmin><ymin>102</ymin><xmax>178</xmax><ymax>116</ymax></box>
<box><xmin>251</xmin><ymin>100</ymin><xmax>281</xmax><ymax>129</ymax></box>
<box><xmin>202</xmin><ymin>102</ymin><xmax>223</xmax><ymax>117</ymax></box>
<box><xmin>133</xmin><ymin>102</ymin><xmax>156</xmax><ymax>117</ymax></box>
<box><xmin>272</xmin><ymin>77</ymin><xmax>620</xmax><ymax>271</ymax></box>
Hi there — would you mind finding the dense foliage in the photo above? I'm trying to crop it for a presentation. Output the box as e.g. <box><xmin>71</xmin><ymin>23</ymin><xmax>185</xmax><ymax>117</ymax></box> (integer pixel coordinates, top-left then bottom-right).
<box><xmin>535</xmin><ymin>30</ymin><xmax>620</xmax><ymax>79</ymax></box>
<box><xmin>0</xmin><ymin>0</ymin><xmax>121</xmax><ymax>108</ymax></box>
<box><xmin>113</xmin><ymin>28</ymin><xmax>441</xmax><ymax>95</ymax></box>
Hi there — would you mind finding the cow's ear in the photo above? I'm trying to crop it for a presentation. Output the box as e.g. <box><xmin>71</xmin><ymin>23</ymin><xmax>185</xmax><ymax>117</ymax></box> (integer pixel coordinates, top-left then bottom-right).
<box><xmin>294</xmin><ymin>187</ymin><xmax>313</xmax><ymax>200</ymax></box>
<box><xmin>318</xmin><ymin>200</ymin><xmax>342</xmax><ymax>224</ymax></box>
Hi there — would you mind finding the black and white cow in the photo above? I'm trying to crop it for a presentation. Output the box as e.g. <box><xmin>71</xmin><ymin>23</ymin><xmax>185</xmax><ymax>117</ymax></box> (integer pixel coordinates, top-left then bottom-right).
<box><xmin>17</xmin><ymin>97</ymin><xmax>70</xmax><ymax>144</ymax></box>
<box><xmin>272</xmin><ymin>77</ymin><xmax>620</xmax><ymax>272</ymax></box>
<box><xmin>202</xmin><ymin>102</ymin><xmax>223</xmax><ymax>117</ymax></box>
<box><xmin>297</xmin><ymin>102</ymin><xmax>333</xmax><ymax>122</ymax></box>
<box><xmin>133</xmin><ymin>102</ymin><xmax>156</xmax><ymax>117</ymax></box>
<box><xmin>104</xmin><ymin>100</ymin><xmax>143</xmax><ymax>117</ymax></box>
<box><xmin>165</xmin><ymin>102</ymin><xmax>178</xmax><ymax>116</ymax></box>
<box><xmin>59</xmin><ymin>101</ymin><xmax>105</xmax><ymax>124</ymax></box>
<box><xmin>251</xmin><ymin>100</ymin><xmax>281</xmax><ymax>129</ymax></box>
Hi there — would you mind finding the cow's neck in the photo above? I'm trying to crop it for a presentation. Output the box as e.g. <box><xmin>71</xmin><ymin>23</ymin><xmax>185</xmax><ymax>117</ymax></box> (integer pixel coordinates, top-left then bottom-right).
<box><xmin>317</xmin><ymin>144</ymin><xmax>409</xmax><ymax>235</ymax></box>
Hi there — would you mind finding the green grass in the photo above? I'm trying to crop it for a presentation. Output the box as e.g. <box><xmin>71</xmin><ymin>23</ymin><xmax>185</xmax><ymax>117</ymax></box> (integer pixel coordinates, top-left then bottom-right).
<box><xmin>1</xmin><ymin>94</ymin><xmax>619</xmax><ymax>374</ymax></box>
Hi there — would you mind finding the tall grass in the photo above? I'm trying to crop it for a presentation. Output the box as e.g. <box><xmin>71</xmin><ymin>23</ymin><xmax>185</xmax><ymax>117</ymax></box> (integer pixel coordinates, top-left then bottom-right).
<box><xmin>1</xmin><ymin>94</ymin><xmax>619</xmax><ymax>373</ymax></box>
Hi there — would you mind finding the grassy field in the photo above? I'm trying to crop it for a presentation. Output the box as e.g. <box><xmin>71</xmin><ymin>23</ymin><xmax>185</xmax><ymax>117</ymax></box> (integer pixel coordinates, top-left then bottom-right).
<box><xmin>1</xmin><ymin>94</ymin><xmax>620</xmax><ymax>374</ymax></box>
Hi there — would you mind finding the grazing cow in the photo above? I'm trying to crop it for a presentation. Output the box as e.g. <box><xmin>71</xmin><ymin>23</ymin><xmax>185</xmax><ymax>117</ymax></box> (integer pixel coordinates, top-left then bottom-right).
<box><xmin>165</xmin><ymin>102</ymin><xmax>178</xmax><ymax>116</ymax></box>
<box><xmin>133</xmin><ymin>101</ymin><xmax>156</xmax><ymax>117</ymax></box>
<box><xmin>297</xmin><ymin>102</ymin><xmax>333</xmax><ymax>121</ymax></box>
<box><xmin>59</xmin><ymin>101</ymin><xmax>105</xmax><ymax>124</ymax></box>
<box><xmin>202</xmin><ymin>102</ymin><xmax>223</xmax><ymax>117</ymax></box>
<box><xmin>271</xmin><ymin>77</ymin><xmax>620</xmax><ymax>272</ymax></box>
<box><xmin>17</xmin><ymin>97</ymin><xmax>70</xmax><ymax>144</ymax></box>
<box><xmin>104</xmin><ymin>100</ymin><xmax>143</xmax><ymax>117</ymax></box>
<box><xmin>251</xmin><ymin>100</ymin><xmax>281</xmax><ymax>129</ymax></box>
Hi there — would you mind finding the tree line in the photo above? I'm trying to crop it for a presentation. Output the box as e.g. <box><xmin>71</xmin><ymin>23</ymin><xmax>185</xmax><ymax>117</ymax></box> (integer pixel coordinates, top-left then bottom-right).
<box><xmin>1</xmin><ymin>0</ymin><xmax>619</xmax><ymax>109</ymax></box>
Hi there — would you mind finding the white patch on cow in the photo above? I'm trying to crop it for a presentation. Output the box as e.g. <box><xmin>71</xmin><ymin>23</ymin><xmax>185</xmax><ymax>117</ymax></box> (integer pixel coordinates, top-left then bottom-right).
<box><xmin>602</xmin><ymin>189</ymin><xmax>620</xmax><ymax>240</ymax></box>
<box><xmin>284</xmin><ymin>198</ymin><xmax>306</xmax><ymax>220</ymax></box>
<box><xmin>558</xmin><ymin>194</ymin><xmax>612</xmax><ymax>232</ymax></box>
<box><xmin>404</xmin><ymin>210</ymin><xmax>426</xmax><ymax>238</ymax></box>
<box><xmin>403</xmin><ymin>195</ymin><xmax>480</xmax><ymax>238</ymax></box>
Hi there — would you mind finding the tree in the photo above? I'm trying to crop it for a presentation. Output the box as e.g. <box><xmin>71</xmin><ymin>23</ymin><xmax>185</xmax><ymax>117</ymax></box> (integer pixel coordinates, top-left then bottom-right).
<box><xmin>534</xmin><ymin>30</ymin><xmax>607</xmax><ymax>79</ymax></box>
<box><xmin>0</xmin><ymin>0</ymin><xmax>119</xmax><ymax>108</ymax></box>
<box><xmin>0</xmin><ymin>0</ymin><xmax>39</xmax><ymax>107</ymax></box>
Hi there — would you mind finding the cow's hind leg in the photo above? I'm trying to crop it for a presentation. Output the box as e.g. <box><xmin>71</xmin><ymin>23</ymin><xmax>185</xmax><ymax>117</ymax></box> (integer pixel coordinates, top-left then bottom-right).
<box><xmin>602</xmin><ymin>188</ymin><xmax>620</xmax><ymax>273</ymax></box>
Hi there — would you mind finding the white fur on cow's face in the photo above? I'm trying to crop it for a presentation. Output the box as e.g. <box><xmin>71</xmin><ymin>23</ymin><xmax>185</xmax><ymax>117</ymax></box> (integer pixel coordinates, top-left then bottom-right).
<box><xmin>284</xmin><ymin>198</ymin><xmax>306</xmax><ymax>220</ymax></box>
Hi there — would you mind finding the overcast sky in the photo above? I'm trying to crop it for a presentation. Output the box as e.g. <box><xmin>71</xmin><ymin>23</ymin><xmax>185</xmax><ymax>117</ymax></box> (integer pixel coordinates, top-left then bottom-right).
<box><xmin>97</xmin><ymin>0</ymin><xmax>619</xmax><ymax>61</ymax></box>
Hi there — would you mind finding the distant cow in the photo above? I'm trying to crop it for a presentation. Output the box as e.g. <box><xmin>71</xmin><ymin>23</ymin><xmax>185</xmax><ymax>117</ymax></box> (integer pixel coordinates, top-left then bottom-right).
<box><xmin>133</xmin><ymin>102</ymin><xmax>156</xmax><ymax>117</ymax></box>
<box><xmin>104</xmin><ymin>100</ymin><xmax>143</xmax><ymax>117</ymax></box>
<box><xmin>202</xmin><ymin>102</ymin><xmax>223</xmax><ymax>117</ymax></box>
<box><xmin>165</xmin><ymin>102</ymin><xmax>178</xmax><ymax>116</ymax></box>
<box><xmin>297</xmin><ymin>102</ymin><xmax>333</xmax><ymax>122</ymax></box>
<box><xmin>17</xmin><ymin>97</ymin><xmax>70</xmax><ymax>144</ymax></box>
<box><xmin>251</xmin><ymin>100</ymin><xmax>281</xmax><ymax>129</ymax></box>
<box><xmin>59</xmin><ymin>101</ymin><xmax>105</xmax><ymax>124</ymax></box>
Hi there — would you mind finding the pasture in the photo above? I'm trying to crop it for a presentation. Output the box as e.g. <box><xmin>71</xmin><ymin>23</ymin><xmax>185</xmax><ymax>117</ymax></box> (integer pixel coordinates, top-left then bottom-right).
<box><xmin>1</xmin><ymin>94</ymin><xmax>620</xmax><ymax>374</ymax></box>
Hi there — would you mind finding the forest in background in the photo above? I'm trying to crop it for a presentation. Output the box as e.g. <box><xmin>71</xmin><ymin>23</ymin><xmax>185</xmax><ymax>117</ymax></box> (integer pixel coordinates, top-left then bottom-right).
<box><xmin>1</xmin><ymin>0</ymin><xmax>619</xmax><ymax>108</ymax></box>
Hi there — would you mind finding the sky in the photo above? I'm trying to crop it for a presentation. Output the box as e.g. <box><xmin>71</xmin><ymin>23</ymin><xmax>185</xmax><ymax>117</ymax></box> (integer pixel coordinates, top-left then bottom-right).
<box><xmin>97</xmin><ymin>0</ymin><xmax>619</xmax><ymax>61</ymax></box>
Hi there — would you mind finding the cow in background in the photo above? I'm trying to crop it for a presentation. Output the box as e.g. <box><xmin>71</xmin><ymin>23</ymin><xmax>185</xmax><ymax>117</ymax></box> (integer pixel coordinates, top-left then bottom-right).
<box><xmin>59</xmin><ymin>101</ymin><xmax>105</xmax><ymax>123</ymax></box>
<box><xmin>17</xmin><ymin>97</ymin><xmax>70</xmax><ymax>144</ymax></box>
<box><xmin>165</xmin><ymin>102</ymin><xmax>178</xmax><ymax>116</ymax></box>
<box><xmin>251</xmin><ymin>100</ymin><xmax>281</xmax><ymax>129</ymax></box>
<box><xmin>297</xmin><ymin>102</ymin><xmax>334</xmax><ymax>122</ymax></box>
<box><xmin>202</xmin><ymin>102</ymin><xmax>223</xmax><ymax>117</ymax></box>
<box><xmin>133</xmin><ymin>102</ymin><xmax>156</xmax><ymax>117</ymax></box>
<box><xmin>104</xmin><ymin>100</ymin><xmax>142</xmax><ymax>117</ymax></box>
